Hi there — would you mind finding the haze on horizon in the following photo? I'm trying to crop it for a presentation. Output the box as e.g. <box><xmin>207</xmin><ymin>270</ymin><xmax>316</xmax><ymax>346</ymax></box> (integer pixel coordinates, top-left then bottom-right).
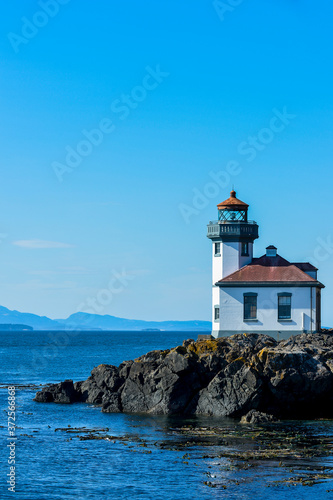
<box><xmin>0</xmin><ymin>1</ymin><xmax>332</xmax><ymax>326</ymax></box>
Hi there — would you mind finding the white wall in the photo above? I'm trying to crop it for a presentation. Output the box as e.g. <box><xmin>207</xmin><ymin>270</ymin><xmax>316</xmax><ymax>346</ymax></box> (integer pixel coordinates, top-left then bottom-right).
<box><xmin>212</xmin><ymin>240</ymin><xmax>253</xmax><ymax>284</ymax></box>
<box><xmin>238</xmin><ymin>242</ymin><xmax>253</xmax><ymax>270</ymax></box>
<box><xmin>212</xmin><ymin>242</ymin><xmax>223</xmax><ymax>284</ymax></box>
<box><xmin>211</xmin><ymin>239</ymin><xmax>254</xmax><ymax>336</ymax></box>
<box><xmin>212</xmin><ymin>286</ymin><xmax>220</xmax><ymax>335</ymax></box>
<box><xmin>216</xmin><ymin>286</ymin><xmax>317</xmax><ymax>335</ymax></box>
<box><xmin>221</xmin><ymin>241</ymin><xmax>239</xmax><ymax>278</ymax></box>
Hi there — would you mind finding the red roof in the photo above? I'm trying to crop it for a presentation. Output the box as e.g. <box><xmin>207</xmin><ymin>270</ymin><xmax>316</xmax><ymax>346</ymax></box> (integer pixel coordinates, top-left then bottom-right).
<box><xmin>217</xmin><ymin>254</ymin><xmax>324</xmax><ymax>286</ymax></box>
<box><xmin>217</xmin><ymin>190</ymin><xmax>249</xmax><ymax>209</ymax></box>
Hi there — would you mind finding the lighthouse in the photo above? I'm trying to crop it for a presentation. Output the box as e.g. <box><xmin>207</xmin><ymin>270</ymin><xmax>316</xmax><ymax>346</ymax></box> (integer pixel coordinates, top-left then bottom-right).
<box><xmin>207</xmin><ymin>190</ymin><xmax>324</xmax><ymax>339</ymax></box>
<box><xmin>207</xmin><ymin>190</ymin><xmax>259</xmax><ymax>337</ymax></box>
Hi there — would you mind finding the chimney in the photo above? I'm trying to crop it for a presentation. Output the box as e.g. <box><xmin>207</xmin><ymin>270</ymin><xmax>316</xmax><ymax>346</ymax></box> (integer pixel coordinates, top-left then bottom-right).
<box><xmin>266</xmin><ymin>245</ymin><xmax>277</xmax><ymax>257</ymax></box>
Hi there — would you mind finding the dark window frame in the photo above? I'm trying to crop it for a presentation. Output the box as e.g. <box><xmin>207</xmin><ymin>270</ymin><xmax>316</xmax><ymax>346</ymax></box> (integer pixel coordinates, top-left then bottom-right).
<box><xmin>243</xmin><ymin>292</ymin><xmax>257</xmax><ymax>320</ymax></box>
<box><xmin>214</xmin><ymin>306</ymin><xmax>220</xmax><ymax>321</ymax></box>
<box><xmin>214</xmin><ymin>242</ymin><xmax>221</xmax><ymax>256</ymax></box>
<box><xmin>278</xmin><ymin>293</ymin><xmax>292</xmax><ymax>320</ymax></box>
<box><xmin>241</xmin><ymin>242</ymin><xmax>249</xmax><ymax>256</ymax></box>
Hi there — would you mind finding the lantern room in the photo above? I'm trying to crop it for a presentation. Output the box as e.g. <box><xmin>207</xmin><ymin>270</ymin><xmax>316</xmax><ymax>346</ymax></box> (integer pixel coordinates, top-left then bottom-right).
<box><xmin>217</xmin><ymin>190</ymin><xmax>249</xmax><ymax>222</ymax></box>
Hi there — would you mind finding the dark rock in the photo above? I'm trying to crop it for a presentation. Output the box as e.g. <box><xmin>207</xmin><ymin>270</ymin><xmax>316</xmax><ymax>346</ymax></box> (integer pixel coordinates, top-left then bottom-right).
<box><xmin>34</xmin><ymin>332</ymin><xmax>333</xmax><ymax>419</ymax></box>
<box><xmin>34</xmin><ymin>390</ymin><xmax>54</xmax><ymax>403</ymax></box>
<box><xmin>195</xmin><ymin>359</ymin><xmax>263</xmax><ymax>417</ymax></box>
<box><xmin>102</xmin><ymin>393</ymin><xmax>122</xmax><ymax>413</ymax></box>
<box><xmin>118</xmin><ymin>360</ymin><xmax>134</xmax><ymax>379</ymax></box>
<box><xmin>240</xmin><ymin>409</ymin><xmax>278</xmax><ymax>424</ymax></box>
<box><xmin>34</xmin><ymin>380</ymin><xmax>78</xmax><ymax>404</ymax></box>
<box><xmin>120</xmin><ymin>347</ymin><xmax>203</xmax><ymax>414</ymax></box>
<box><xmin>255</xmin><ymin>346</ymin><xmax>333</xmax><ymax>417</ymax></box>
<box><xmin>182</xmin><ymin>338</ymin><xmax>195</xmax><ymax>348</ymax></box>
<box><xmin>78</xmin><ymin>364</ymin><xmax>124</xmax><ymax>404</ymax></box>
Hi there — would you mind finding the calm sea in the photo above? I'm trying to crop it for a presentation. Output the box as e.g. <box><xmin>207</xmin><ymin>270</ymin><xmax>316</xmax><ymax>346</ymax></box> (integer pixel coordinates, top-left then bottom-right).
<box><xmin>1</xmin><ymin>330</ymin><xmax>332</xmax><ymax>499</ymax></box>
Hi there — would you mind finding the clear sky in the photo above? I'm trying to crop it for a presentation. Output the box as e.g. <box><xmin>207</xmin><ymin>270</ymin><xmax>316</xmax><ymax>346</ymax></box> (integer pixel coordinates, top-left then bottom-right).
<box><xmin>0</xmin><ymin>0</ymin><xmax>332</xmax><ymax>324</ymax></box>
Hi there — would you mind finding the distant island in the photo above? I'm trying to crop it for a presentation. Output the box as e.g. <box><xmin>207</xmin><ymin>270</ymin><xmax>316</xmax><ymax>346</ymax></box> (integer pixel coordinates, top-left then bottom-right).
<box><xmin>0</xmin><ymin>324</ymin><xmax>33</xmax><ymax>331</ymax></box>
<box><xmin>0</xmin><ymin>305</ymin><xmax>211</xmax><ymax>332</ymax></box>
<box><xmin>141</xmin><ymin>328</ymin><xmax>161</xmax><ymax>332</ymax></box>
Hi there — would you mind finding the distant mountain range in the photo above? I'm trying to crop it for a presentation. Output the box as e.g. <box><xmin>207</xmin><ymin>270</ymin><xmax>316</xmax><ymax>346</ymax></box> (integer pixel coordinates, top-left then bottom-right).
<box><xmin>0</xmin><ymin>306</ymin><xmax>211</xmax><ymax>332</ymax></box>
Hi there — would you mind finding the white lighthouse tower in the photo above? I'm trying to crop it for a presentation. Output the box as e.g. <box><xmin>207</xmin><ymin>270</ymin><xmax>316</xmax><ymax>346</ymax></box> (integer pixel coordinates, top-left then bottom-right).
<box><xmin>207</xmin><ymin>190</ymin><xmax>259</xmax><ymax>337</ymax></box>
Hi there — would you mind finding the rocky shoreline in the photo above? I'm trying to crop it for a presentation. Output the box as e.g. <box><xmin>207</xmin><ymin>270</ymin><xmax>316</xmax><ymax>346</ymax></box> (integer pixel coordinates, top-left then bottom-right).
<box><xmin>34</xmin><ymin>332</ymin><xmax>333</xmax><ymax>420</ymax></box>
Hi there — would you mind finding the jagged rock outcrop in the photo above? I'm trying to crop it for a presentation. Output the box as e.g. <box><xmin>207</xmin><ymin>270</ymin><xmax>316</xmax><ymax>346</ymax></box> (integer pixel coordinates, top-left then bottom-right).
<box><xmin>34</xmin><ymin>333</ymin><xmax>333</xmax><ymax>419</ymax></box>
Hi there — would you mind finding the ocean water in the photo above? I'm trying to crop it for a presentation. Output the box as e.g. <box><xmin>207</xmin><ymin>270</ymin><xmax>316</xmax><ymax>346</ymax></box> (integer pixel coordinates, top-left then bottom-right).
<box><xmin>1</xmin><ymin>330</ymin><xmax>333</xmax><ymax>500</ymax></box>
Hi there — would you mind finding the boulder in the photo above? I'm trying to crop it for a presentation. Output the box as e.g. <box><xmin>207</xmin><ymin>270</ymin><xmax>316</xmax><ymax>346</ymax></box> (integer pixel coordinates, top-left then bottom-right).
<box><xmin>195</xmin><ymin>359</ymin><xmax>263</xmax><ymax>417</ymax></box>
<box><xmin>34</xmin><ymin>380</ymin><xmax>78</xmax><ymax>404</ymax></box>
<box><xmin>78</xmin><ymin>364</ymin><xmax>124</xmax><ymax>404</ymax></box>
<box><xmin>120</xmin><ymin>346</ymin><xmax>204</xmax><ymax>414</ymax></box>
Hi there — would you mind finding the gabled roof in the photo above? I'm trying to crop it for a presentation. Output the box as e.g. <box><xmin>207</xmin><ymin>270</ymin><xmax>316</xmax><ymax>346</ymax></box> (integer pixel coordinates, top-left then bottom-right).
<box><xmin>217</xmin><ymin>254</ymin><xmax>324</xmax><ymax>288</ymax></box>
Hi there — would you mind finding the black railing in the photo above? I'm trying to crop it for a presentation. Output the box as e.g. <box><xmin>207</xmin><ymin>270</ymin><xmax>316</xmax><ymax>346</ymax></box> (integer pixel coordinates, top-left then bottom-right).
<box><xmin>207</xmin><ymin>221</ymin><xmax>259</xmax><ymax>238</ymax></box>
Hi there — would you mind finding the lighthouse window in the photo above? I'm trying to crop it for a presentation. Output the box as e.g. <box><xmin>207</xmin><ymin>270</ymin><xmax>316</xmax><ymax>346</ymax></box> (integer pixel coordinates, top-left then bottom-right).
<box><xmin>214</xmin><ymin>243</ymin><xmax>221</xmax><ymax>256</ymax></box>
<box><xmin>244</xmin><ymin>293</ymin><xmax>257</xmax><ymax>320</ymax></box>
<box><xmin>214</xmin><ymin>306</ymin><xmax>220</xmax><ymax>321</ymax></box>
<box><xmin>241</xmin><ymin>242</ymin><xmax>249</xmax><ymax>256</ymax></box>
<box><xmin>278</xmin><ymin>293</ymin><xmax>292</xmax><ymax>320</ymax></box>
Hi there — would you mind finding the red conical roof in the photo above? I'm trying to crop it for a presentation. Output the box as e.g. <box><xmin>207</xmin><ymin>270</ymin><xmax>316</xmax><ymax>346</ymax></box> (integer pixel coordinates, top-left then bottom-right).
<box><xmin>217</xmin><ymin>190</ymin><xmax>249</xmax><ymax>209</ymax></box>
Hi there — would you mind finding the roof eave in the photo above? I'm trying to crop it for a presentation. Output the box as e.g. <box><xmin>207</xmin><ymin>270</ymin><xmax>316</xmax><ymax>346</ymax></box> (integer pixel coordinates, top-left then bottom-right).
<box><xmin>217</xmin><ymin>202</ymin><xmax>249</xmax><ymax>209</ymax></box>
<box><xmin>216</xmin><ymin>281</ymin><xmax>325</xmax><ymax>288</ymax></box>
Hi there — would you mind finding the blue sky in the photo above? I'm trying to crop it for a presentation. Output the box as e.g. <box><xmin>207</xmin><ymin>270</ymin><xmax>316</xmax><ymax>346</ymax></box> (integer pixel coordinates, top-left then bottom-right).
<box><xmin>0</xmin><ymin>0</ymin><xmax>332</xmax><ymax>324</ymax></box>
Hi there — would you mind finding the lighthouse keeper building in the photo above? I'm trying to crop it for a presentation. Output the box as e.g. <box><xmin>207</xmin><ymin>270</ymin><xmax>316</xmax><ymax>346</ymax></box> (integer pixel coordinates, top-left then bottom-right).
<box><xmin>207</xmin><ymin>191</ymin><xmax>324</xmax><ymax>340</ymax></box>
